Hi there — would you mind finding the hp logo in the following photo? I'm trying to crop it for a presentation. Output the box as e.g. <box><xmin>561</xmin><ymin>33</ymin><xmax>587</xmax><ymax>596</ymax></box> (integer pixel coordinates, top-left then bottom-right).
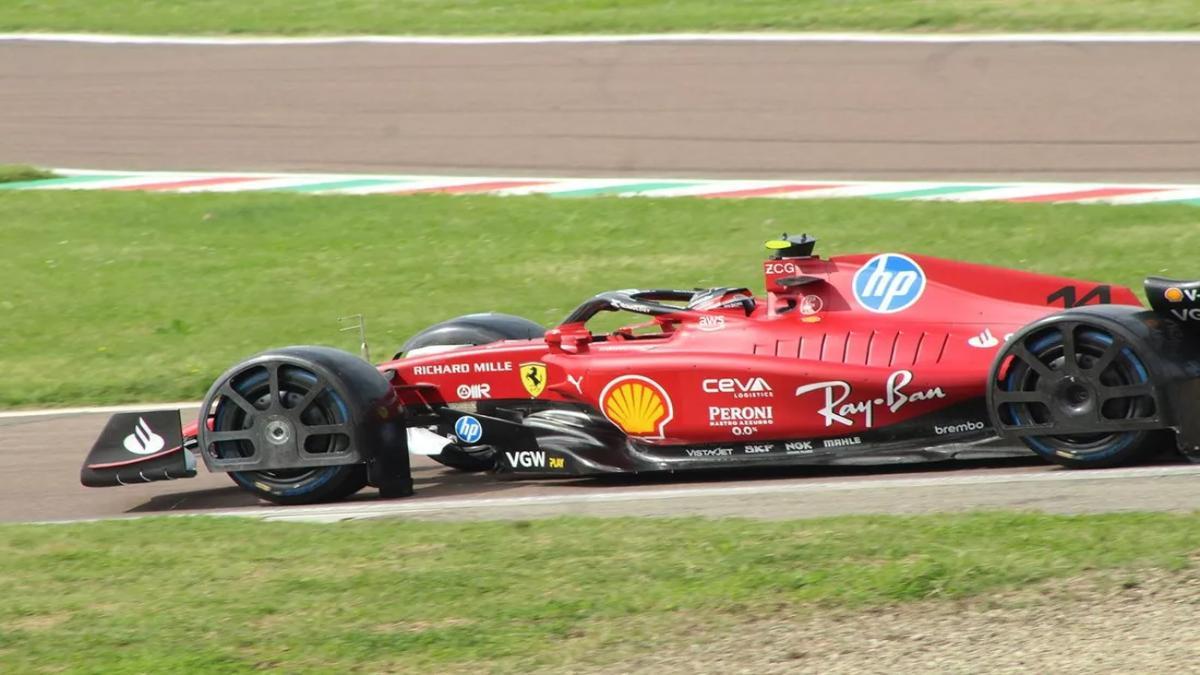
<box><xmin>852</xmin><ymin>253</ymin><xmax>926</xmax><ymax>313</ymax></box>
<box><xmin>453</xmin><ymin>416</ymin><xmax>484</xmax><ymax>444</ymax></box>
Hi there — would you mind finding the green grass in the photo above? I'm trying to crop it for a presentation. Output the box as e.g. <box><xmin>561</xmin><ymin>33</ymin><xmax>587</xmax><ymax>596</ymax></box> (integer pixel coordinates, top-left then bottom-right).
<box><xmin>0</xmin><ymin>512</ymin><xmax>1198</xmax><ymax>672</ymax></box>
<box><xmin>3</xmin><ymin>0</ymin><xmax>1200</xmax><ymax>35</ymax></box>
<box><xmin>0</xmin><ymin>165</ymin><xmax>54</xmax><ymax>184</ymax></box>
<box><xmin>3</xmin><ymin>190</ymin><xmax>1200</xmax><ymax>407</ymax></box>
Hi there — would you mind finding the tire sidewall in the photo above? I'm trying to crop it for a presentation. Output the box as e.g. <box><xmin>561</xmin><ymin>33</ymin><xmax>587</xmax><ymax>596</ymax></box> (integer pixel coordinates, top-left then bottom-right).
<box><xmin>1007</xmin><ymin>328</ymin><xmax>1159</xmax><ymax>468</ymax></box>
<box><xmin>229</xmin><ymin>465</ymin><xmax>368</xmax><ymax>505</ymax></box>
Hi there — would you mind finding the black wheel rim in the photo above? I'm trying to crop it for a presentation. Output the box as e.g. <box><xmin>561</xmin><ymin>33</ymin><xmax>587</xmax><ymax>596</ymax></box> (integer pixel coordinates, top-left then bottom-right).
<box><xmin>998</xmin><ymin>325</ymin><xmax>1153</xmax><ymax>459</ymax></box>
<box><xmin>210</xmin><ymin>364</ymin><xmax>351</xmax><ymax>489</ymax></box>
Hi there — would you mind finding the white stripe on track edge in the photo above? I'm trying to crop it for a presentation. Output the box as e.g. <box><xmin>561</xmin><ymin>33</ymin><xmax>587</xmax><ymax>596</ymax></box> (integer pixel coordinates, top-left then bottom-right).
<box><xmin>37</xmin><ymin>464</ymin><xmax>1200</xmax><ymax>524</ymax></box>
<box><xmin>6</xmin><ymin>32</ymin><xmax>1200</xmax><ymax>46</ymax></box>
<box><xmin>46</xmin><ymin>169</ymin><xmax>1200</xmax><ymax>192</ymax></box>
<box><xmin>0</xmin><ymin>402</ymin><xmax>199</xmax><ymax>419</ymax></box>
<box><xmin>219</xmin><ymin>464</ymin><xmax>1200</xmax><ymax>523</ymax></box>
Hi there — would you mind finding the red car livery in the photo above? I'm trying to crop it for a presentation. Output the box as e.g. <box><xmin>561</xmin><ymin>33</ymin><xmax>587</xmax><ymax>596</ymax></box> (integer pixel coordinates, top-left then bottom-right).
<box><xmin>82</xmin><ymin>235</ymin><xmax>1200</xmax><ymax>504</ymax></box>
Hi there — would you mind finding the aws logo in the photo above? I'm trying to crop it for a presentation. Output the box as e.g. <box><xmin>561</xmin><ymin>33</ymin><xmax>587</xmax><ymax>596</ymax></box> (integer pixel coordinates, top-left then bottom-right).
<box><xmin>600</xmin><ymin>375</ymin><xmax>674</xmax><ymax>439</ymax></box>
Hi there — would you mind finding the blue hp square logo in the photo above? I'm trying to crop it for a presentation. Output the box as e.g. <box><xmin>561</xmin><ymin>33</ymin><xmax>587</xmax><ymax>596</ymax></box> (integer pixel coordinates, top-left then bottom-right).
<box><xmin>852</xmin><ymin>253</ymin><xmax>926</xmax><ymax>313</ymax></box>
<box><xmin>453</xmin><ymin>416</ymin><xmax>484</xmax><ymax>444</ymax></box>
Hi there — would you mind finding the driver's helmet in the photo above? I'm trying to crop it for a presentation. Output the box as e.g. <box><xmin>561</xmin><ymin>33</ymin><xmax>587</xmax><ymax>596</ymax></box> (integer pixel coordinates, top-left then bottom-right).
<box><xmin>687</xmin><ymin>287</ymin><xmax>756</xmax><ymax>314</ymax></box>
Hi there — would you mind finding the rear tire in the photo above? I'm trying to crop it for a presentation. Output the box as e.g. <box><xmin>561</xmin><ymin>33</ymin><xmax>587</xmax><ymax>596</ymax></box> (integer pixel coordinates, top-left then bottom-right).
<box><xmin>396</xmin><ymin>312</ymin><xmax>545</xmax><ymax>360</ymax></box>
<box><xmin>997</xmin><ymin>325</ymin><xmax>1166</xmax><ymax>469</ymax></box>
<box><xmin>401</xmin><ymin>312</ymin><xmax>544</xmax><ymax>473</ymax></box>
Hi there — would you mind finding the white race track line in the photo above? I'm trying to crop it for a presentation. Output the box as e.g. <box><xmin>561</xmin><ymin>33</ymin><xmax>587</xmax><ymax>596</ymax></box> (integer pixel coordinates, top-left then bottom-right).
<box><xmin>5</xmin><ymin>32</ymin><xmax>1200</xmax><ymax>46</ymax></box>
<box><xmin>176</xmin><ymin>464</ymin><xmax>1200</xmax><ymax>523</ymax></box>
<box><xmin>0</xmin><ymin>402</ymin><xmax>199</xmax><ymax>419</ymax></box>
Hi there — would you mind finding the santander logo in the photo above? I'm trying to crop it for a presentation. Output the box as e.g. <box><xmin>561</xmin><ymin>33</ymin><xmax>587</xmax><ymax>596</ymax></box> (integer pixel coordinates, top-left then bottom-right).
<box><xmin>123</xmin><ymin>417</ymin><xmax>166</xmax><ymax>455</ymax></box>
<box><xmin>967</xmin><ymin>328</ymin><xmax>1000</xmax><ymax>349</ymax></box>
<box><xmin>966</xmin><ymin>328</ymin><xmax>1014</xmax><ymax>349</ymax></box>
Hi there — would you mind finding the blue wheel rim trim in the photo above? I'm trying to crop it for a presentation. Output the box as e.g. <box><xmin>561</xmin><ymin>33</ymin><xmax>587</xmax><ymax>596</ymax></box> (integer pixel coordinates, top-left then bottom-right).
<box><xmin>1002</xmin><ymin>328</ymin><xmax>1146</xmax><ymax>460</ymax></box>
<box><xmin>222</xmin><ymin>368</ymin><xmax>348</xmax><ymax>497</ymax></box>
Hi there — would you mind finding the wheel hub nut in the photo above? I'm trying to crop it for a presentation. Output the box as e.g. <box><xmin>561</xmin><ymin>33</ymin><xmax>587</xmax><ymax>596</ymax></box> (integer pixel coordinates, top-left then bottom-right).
<box><xmin>264</xmin><ymin>418</ymin><xmax>293</xmax><ymax>446</ymax></box>
<box><xmin>1055</xmin><ymin>377</ymin><xmax>1095</xmax><ymax>416</ymax></box>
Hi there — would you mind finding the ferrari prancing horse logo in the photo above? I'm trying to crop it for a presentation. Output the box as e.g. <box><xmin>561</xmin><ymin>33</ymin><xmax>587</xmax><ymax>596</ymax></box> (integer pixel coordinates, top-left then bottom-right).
<box><xmin>520</xmin><ymin>362</ymin><xmax>547</xmax><ymax>398</ymax></box>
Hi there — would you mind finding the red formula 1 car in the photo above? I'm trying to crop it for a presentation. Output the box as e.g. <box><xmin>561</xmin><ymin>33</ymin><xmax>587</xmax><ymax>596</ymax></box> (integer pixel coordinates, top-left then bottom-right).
<box><xmin>82</xmin><ymin>235</ymin><xmax>1200</xmax><ymax>504</ymax></box>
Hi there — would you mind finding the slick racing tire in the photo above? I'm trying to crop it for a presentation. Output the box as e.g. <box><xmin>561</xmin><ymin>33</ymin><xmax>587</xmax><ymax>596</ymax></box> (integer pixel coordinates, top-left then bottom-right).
<box><xmin>396</xmin><ymin>312</ymin><xmax>545</xmax><ymax>360</ymax></box>
<box><xmin>998</xmin><ymin>326</ymin><xmax>1168</xmax><ymax>469</ymax></box>
<box><xmin>401</xmin><ymin>312</ymin><xmax>545</xmax><ymax>473</ymax></box>
<box><xmin>212</xmin><ymin>366</ymin><xmax>369</xmax><ymax>505</ymax></box>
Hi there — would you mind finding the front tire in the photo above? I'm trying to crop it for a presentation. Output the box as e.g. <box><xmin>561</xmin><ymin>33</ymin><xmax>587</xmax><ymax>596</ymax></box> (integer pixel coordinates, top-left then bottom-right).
<box><xmin>212</xmin><ymin>365</ymin><xmax>369</xmax><ymax>504</ymax></box>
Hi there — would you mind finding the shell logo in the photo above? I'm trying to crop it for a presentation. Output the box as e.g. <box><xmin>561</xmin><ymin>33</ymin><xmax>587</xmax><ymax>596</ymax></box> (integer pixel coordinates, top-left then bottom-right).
<box><xmin>1166</xmin><ymin>287</ymin><xmax>1184</xmax><ymax>303</ymax></box>
<box><xmin>600</xmin><ymin>375</ymin><xmax>674</xmax><ymax>439</ymax></box>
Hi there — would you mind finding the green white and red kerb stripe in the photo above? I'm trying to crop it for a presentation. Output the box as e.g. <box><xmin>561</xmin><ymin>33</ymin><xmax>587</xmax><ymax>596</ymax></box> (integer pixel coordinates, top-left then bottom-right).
<box><xmin>4</xmin><ymin>169</ymin><xmax>1200</xmax><ymax>205</ymax></box>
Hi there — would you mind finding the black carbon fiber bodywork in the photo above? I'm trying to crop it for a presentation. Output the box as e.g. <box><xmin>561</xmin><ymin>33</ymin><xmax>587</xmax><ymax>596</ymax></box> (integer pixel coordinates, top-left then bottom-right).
<box><xmin>431</xmin><ymin>399</ymin><xmax>1013</xmax><ymax>477</ymax></box>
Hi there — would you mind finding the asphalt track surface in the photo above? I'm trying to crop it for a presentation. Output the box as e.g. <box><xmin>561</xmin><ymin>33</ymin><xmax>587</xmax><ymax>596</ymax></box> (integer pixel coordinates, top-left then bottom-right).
<box><xmin>5</xmin><ymin>37</ymin><xmax>1200</xmax><ymax>523</ymax></box>
<box><xmin>4</xmin><ymin>409</ymin><xmax>1200</xmax><ymax>523</ymax></box>
<box><xmin>2</xmin><ymin>40</ymin><xmax>1200</xmax><ymax>180</ymax></box>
